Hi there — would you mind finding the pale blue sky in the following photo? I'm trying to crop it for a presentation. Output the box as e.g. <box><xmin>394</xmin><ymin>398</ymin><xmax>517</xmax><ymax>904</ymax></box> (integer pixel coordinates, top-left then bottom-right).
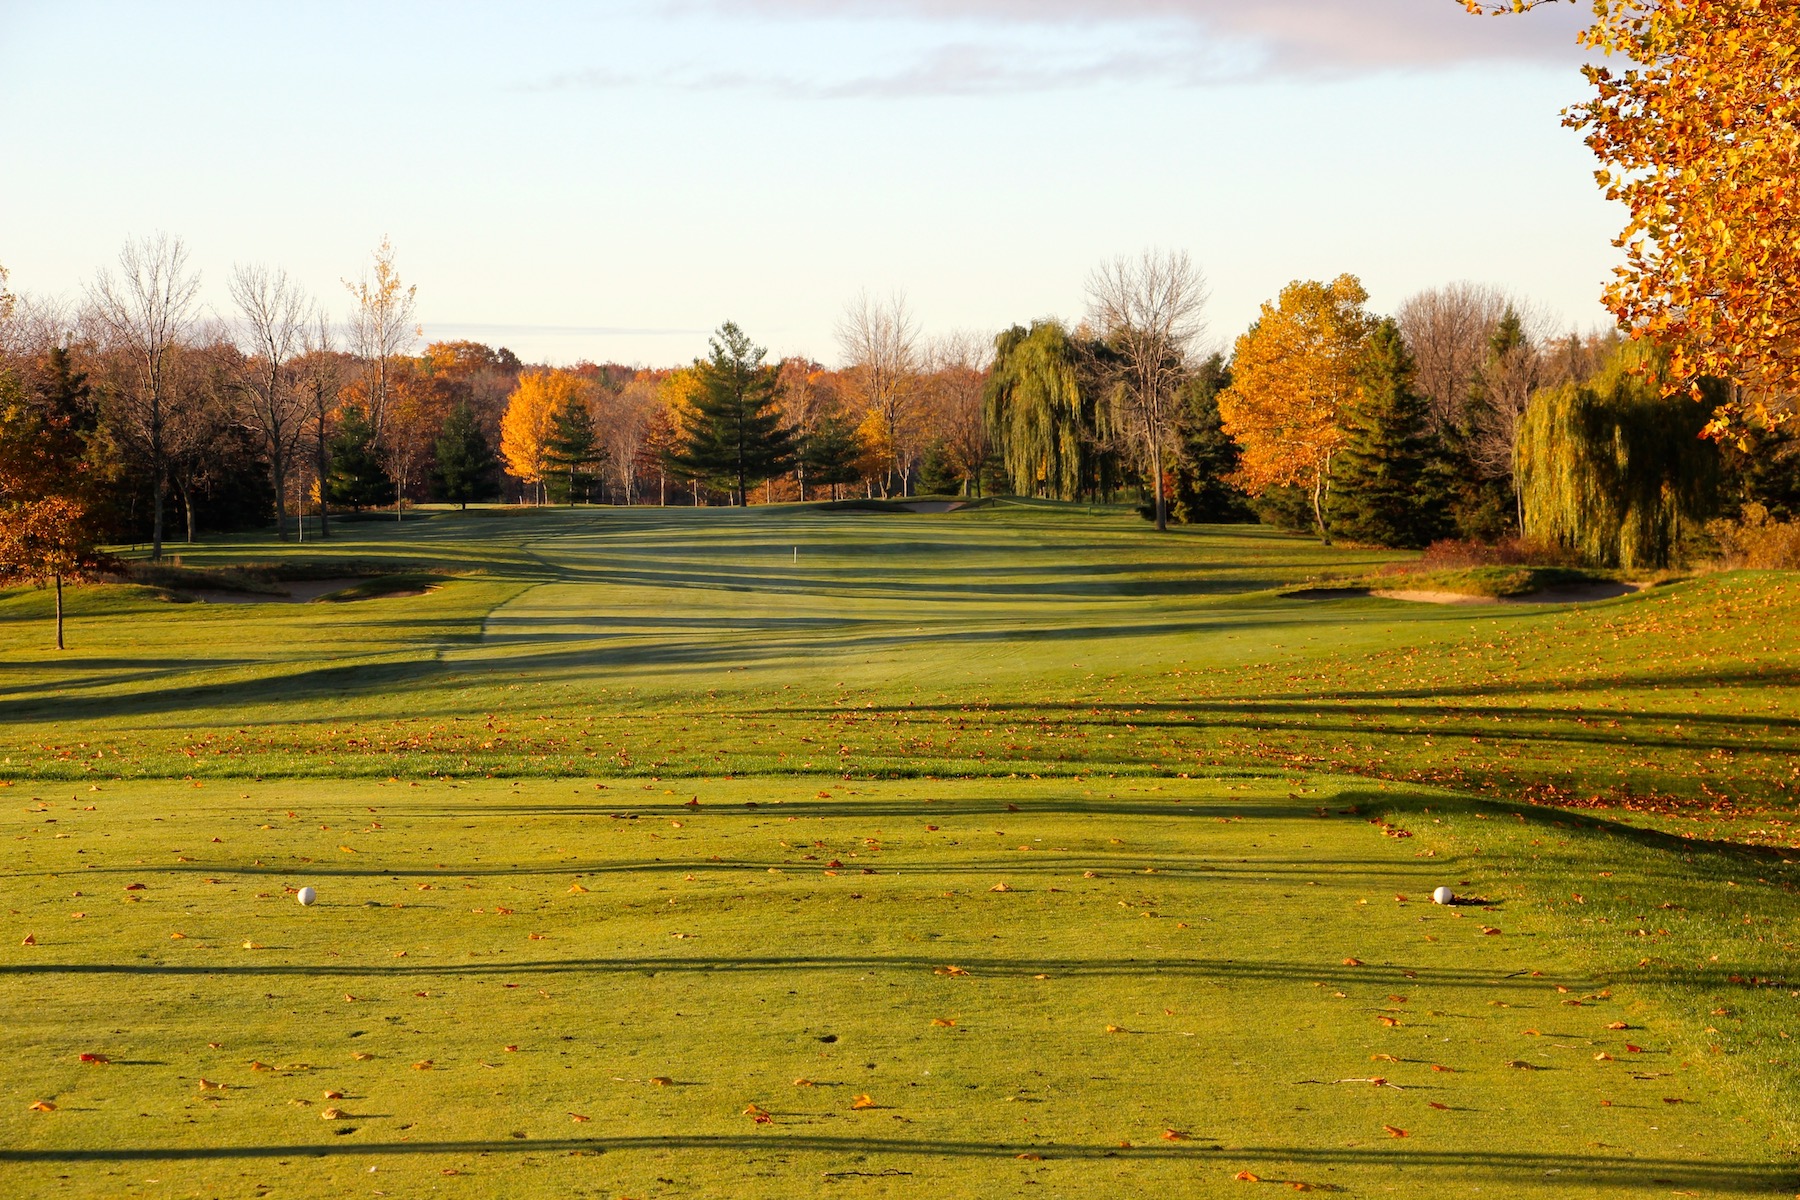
<box><xmin>0</xmin><ymin>0</ymin><xmax>1610</xmax><ymax>366</ymax></box>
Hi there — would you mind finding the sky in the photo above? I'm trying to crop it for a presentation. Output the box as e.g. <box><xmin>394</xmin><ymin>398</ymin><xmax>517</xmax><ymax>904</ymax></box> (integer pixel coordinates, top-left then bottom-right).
<box><xmin>0</xmin><ymin>0</ymin><xmax>1612</xmax><ymax>367</ymax></box>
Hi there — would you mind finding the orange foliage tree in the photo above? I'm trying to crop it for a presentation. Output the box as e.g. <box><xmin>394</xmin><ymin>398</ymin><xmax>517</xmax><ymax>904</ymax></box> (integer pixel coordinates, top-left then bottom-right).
<box><xmin>1216</xmin><ymin>275</ymin><xmax>1376</xmax><ymax>543</ymax></box>
<box><xmin>1466</xmin><ymin>0</ymin><xmax>1800</xmax><ymax>434</ymax></box>
<box><xmin>500</xmin><ymin>369</ymin><xmax>585</xmax><ymax>503</ymax></box>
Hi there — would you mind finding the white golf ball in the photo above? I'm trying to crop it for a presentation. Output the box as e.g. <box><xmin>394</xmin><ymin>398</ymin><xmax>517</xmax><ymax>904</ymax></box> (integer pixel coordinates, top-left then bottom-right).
<box><xmin>1431</xmin><ymin>886</ymin><xmax>1453</xmax><ymax>905</ymax></box>
<box><xmin>297</xmin><ymin>886</ymin><xmax>317</xmax><ymax>906</ymax></box>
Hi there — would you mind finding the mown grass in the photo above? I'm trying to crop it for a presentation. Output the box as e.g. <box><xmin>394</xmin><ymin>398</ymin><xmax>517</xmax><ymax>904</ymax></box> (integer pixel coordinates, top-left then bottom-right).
<box><xmin>0</xmin><ymin>503</ymin><xmax>1795</xmax><ymax>1197</ymax></box>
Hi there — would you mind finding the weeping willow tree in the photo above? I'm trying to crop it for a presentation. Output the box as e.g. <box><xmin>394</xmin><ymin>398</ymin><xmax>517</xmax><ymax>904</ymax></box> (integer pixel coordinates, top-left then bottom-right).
<box><xmin>1517</xmin><ymin>341</ymin><xmax>1720</xmax><ymax>569</ymax></box>
<box><xmin>984</xmin><ymin>321</ymin><xmax>1107</xmax><ymax>499</ymax></box>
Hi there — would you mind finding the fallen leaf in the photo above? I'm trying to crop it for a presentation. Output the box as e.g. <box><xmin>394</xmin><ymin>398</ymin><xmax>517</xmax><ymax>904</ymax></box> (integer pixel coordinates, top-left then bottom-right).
<box><xmin>351</xmin><ymin>1052</ymin><xmax>374</xmax><ymax>1061</ymax></box>
<box><xmin>29</xmin><ymin>1101</ymin><xmax>55</xmax><ymax>1112</ymax></box>
<box><xmin>1342</xmin><ymin>957</ymin><xmax>1364</xmax><ymax>966</ymax></box>
<box><xmin>20</xmin><ymin>933</ymin><xmax>35</xmax><ymax>946</ymax></box>
<box><xmin>744</xmin><ymin>1103</ymin><xmax>769</xmax><ymax>1116</ymax></box>
<box><xmin>570</xmin><ymin>1113</ymin><xmax>591</xmax><ymax>1123</ymax></box>
<box><xmin>1105</xmin><ymin>1025</ymin><xmax>1124</xmax><ymax>1033</ymax></box>
<box><xmin>249</xmin><ymin>1061</ymin><xmax>273</xmax><ymax>1072</ymax></box>
<box><xmin>324</xmin><ymin>1089</ymin><xmax>344</xmax><ymax>1099</ymax></box>
<box><xmin>320</xmin><ymin>1107</ymin><xmax>345</xmax><ymax>1120</ymax></box>
<box><xmin>568</xmin><ymin>884</ymin><xmax>588</xmax><ymax>894</ymax></box>
<box><xmin>649</xmin><ymin>1076</ymin><xmax>672</xmax><ymax>1087</ymax></box>
<box><xmin>1371</xmin><ymin>1054</ymin><xmax>1399</xmax><ymax>1063</ymax></box>
<box><xmin>851</xmin><ymin>1094</ymin><xmax>877</xmax><ymax>1109</ymax></box>
<box><xmin>1605</xmin><ymin>1021</ymin><xmax>1630</xmax><ymax>1031</ymax></box>
<box><xmin>197</xmin><ymin>1079</ymin><xmax>225</xmax><ymax>1091</ymax></box>
<box><xmin>931</xmin><ymin>1018</ymin><xmax>957</xmax><ymax>1027</ymax></box>
<box><xmin>78</xmin><ymin>1053</ymin><xmax>110</xmax><ymax>1064</ymax></box>
<box><xmin>1428</xmin><ymin>1101</ymin><xmax>1450</xmax><ymax>1111</ymax></box>
<box><xmin>1016</xmin><ymin>1152</ymin><xmax>1044</xmax><ymax>1161</ymax></box>
<box><xmin>1383</xmin><ymin>1125</ymin><xmax>1410</xmax><ymax>1138</ymax></box>
<box><xmin>1595</xmin><ymin>1051</ymin><xmax>1614</xmax><ymax>1061</ymax></box>
<box><xmin>792</xmin><ymin>1078</ymin><xmax>815</xmax><ymax>1087</ymax></box>
<box><xmin>1234</xmin><ymin>1171</ymin><xmax>1260</xmax><ymax>1182</ymax></box>
<box><xmin>1625</xmin><ymin>1044</ymin><xmax>1644</xmax><ymax>1054</ymax></box>
<box><xmin>989</xmin><ymin>883</ymin><xmax>1013</xmax><ymax>893</ymax></box>
<box><xmin>412</xmin><ymin>1061</ymin><xmax>433</xmax><ymax>1071</ymax></box>
<box><xmin>1378</xmin><ymin>1016</ymin><xmax>1400</xmax><ymax>1027</ymax></box>
<box><xmin>935</xmin><ymin>965</ymin><xmax>969</xmax><ymax>977</ymax></box>
<box><xmin>1161</xmin><ymin>1129</ymin><xmax>1191</xmax><ymax>1142</ymax></box>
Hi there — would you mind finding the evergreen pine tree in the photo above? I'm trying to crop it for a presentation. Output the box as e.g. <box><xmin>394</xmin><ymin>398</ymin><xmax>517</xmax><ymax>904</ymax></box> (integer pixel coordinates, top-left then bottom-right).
<box><xmin>799</xmin><ymin>414</ymin><xmax>863</xmax><ymax>499</ymax></box>
<box><xmin>1328</xmin><ymin>318</ymin><xmax>1450</xmax><ymax>548</ymax></box>
<box><xmin>325</xmin><ymin>403</ymin><xmax>393</xmax><ymax>510</ymax></box>
<box><xmin>543</xmin><ymin>396</ymin><xmax>601</xmax><ymax>505</ymax></box>
<box><xmin>667</xmin><ymin>322</ymin><xmax>794</xmax><ymax>506</ymax></box>
<box><xmin>1167</xmin><ymin>353</ymin><xmax>1252</xmax><ymax>523</ymax></box>
<box><xmin>432</xmin><ymin>402</ymin><xmax>500</xmax><ymax>510</ymax></box>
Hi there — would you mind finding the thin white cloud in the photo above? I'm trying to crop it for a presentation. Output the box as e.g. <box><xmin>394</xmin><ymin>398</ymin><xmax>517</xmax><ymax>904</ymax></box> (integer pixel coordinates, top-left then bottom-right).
<box><xmin>531</xmin><ymin>0</ymin><xmax>1588</xmax><ymax>99</ymax></box>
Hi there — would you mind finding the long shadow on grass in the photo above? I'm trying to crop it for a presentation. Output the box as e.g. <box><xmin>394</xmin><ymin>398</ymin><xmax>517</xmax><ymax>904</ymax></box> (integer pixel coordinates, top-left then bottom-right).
<box><xmin>0</xmin><ymin>954</ymin><xmax>1596</xmax><ymax>989</ymax></box>
<box><xmin>0</xmin><ymin>1137</ymin><xmax>1786</xmax><ymax>1191</ymax></box>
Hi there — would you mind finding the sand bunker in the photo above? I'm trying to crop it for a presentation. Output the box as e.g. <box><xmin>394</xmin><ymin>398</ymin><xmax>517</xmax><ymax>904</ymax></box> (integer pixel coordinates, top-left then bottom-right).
<box><xmin>1373</xmin><ymin>582</ymin><xmax>1642</xmax><ymax>606</ymax></box>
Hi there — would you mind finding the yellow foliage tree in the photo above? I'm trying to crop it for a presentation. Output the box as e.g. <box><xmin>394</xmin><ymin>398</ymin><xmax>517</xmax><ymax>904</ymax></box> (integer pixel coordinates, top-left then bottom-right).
<box><xmin>1216</xmin><ymin>274</ymin><xmax>1376</xmax><ymax>543</ymax></box>
<box><xmin>501</xmin><ymin>369</ymin><xmax>584</xmax><ymax>502</ymax></box>
<box><xmin>1464</xmin><ymin>0</ymin><xmax>1800</xmax><ymax>435</ymax></box>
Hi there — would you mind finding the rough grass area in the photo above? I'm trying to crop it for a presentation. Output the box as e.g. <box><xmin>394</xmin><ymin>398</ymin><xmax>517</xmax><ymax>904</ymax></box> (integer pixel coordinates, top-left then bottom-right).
<box><xmin>1</xmin><ymin>504</ymin><xmax>1796</xmax><ymax>1197</ymax></box>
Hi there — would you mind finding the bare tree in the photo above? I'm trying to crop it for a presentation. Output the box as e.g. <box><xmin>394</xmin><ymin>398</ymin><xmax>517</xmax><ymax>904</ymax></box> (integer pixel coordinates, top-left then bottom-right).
<box><xmin>1085</xmin><ymin>249</ymin><xmax>1207</xmax><ymax>532</ymax></box>
<box><xmin>162</xmin><ymin>331</ymin><xmax>241</xmax><ymax>544</ymax></box>
<box><xmin>924</xmin><ymin>331</ymin><xmax>993</xmax><ymax>497</ymax></box>
<box><xmin>343</xmin><ymin>236</ymin><xmax>418</xmax><ymax>440</ymax></box>
<box><xmin>229</xmin><ymin>264</ymin><xmax>312</xmax><ymax>540</ymax></box>
<box><xmin>85</xmin><ymin>234</ymin><xmax>202</xmax><ymax>560</ymax></box>
<box><xmin>836</xmin><ymin>291</ymin><xmax>922</xmax><ymax>496</ymax></box>
<box><xmin>295</xmin><ymin>315</ymin><xmax>343</xmax><ymax>538</ymax></box>
<box><xmin>1468</xmin><ymin>305</ymin><xmax>1555</xmax><ymax>531</ymax></box>
<box><xmin>1396</xmin><ymin>282</ymin><xmax>1510</xmax><ymax>441</ymax></box>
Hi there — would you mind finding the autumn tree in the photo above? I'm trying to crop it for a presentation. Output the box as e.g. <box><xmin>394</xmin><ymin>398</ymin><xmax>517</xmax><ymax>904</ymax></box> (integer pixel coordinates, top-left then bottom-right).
<box><xmin>1217</xmin><ymin>274</ymin><xmax>1377</xmax><ymax>543</ymax></box>
<box><xmin>921</xmin><ymin>333</ymin><xmax>992</xmax><ymax>497</ymax></box>
<box><xmin>668</xmin><ymin>322</ymin><xmax>793</xmax><ymax>506</ymax></box>
<box><xmin>229</xmin><ymin>264</ymin><xmax>311</xmax><ymax>539</ymax></box>
<box><xmin>0</xmin><ymin>372</ymin><xmax>114</xmax><ymax>649</ymax></box>
<box><xmin>84</xmin><ymin>233</ymin><xmax>202</xmax><ymax>560</ymax></box>
<box><xmin>343</xmin><ymin>236</ymin><xmax>418</xmax><ymax>440</ymax></box>
<box><xmin>1085</xmin><ymin>250</ymin><xmax>1208</xmax><ymax>531</ymax></box>
<box><xmin>1467</xmin><ymin>0</ymin><xmax>1800</xmax><ymax>434</ymax></box>
<box><xmin>501</xmin><ymin>369</ymin><xmax>583</xmax><ymax>504</ymax></box>
<box><xmin>837</xmin><ymin>292</ymin><xmax>922</xmax><ymax>495</ymax></box>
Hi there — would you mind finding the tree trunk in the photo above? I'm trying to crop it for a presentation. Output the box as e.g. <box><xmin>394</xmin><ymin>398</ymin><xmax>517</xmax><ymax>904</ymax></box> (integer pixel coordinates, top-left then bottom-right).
<box><xmin>273</xmin><ymin>450</ymin><xmax>290</xmax><ymax>541</ymax></box>
<box><xmin>179</xmin><ymin>479</ymin><xmax>195</xmax><ymax>544</ymax></box>
<box><xmin>316</xmin><ymin>418</ymin><xmax>332</xmax><ymax>539</ymax></box>
<box><xmin>151</xmin><ymin>464</ymin><xmax>166</xmax><ymax>561</ymax></box>
<box><xmin>1150</xmin><ymin>437</ymin><xmax>1168</xmax><ymax>532</ymax></box>
<box><xmin>54</xmin><ymin>572</ymin><xmax>64</xmax><ymax>651</ymax></box>
<box><xmin>1312</xmin><ymin>459</ymin><xmax>1332</xmax><ymax>545</ymax></box>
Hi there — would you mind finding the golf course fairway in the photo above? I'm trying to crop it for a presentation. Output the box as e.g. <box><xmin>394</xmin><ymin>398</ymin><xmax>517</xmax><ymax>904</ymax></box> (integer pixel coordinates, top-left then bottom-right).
<box><xmin>1</xmin><ymin>503</ymin><xmax>1796</xmax><ymax>1198</ymax></box>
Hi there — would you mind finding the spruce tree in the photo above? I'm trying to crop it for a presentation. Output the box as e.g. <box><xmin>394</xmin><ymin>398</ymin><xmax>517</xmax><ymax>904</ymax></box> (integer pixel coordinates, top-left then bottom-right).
<box><xmin>325</xmin><ymin>403</ymin><xmax>394</xmax><ymax>511</ymax></box>
<box><xmin>543</xmin><ymin>396</ymin><xmax>601</xmax><ymax>505</ymax></box>
<box><xmin>1167</xmin><ymin>353</ymin><xmax>1252</xmax><ymax>524</ymax></box>
<box><xmin>667</xmin><ymin>322</ymin><xmax>794</xmax><ymax>506</ymax></box>
<box><xmin>1328</xmin><ymin>318</ymin><xmax>1449</xmax><ymax>549</ymax></box>
<box><xmin>799</xmin><ymin>414</ymin><xmax>863</xmax><ymax>499</ymax></box>
<box><xmin>432</xmin><ymin>402</ymin><xmax>500</xmax><ymax>510</ymax></box>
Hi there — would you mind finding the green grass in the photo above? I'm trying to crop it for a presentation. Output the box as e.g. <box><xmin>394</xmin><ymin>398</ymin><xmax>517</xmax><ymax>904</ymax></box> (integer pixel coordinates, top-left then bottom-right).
<box><xmin>0</xmin><ymin>503</ymin><xmax>1796</xmax><ymax>1197</ymax></box>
